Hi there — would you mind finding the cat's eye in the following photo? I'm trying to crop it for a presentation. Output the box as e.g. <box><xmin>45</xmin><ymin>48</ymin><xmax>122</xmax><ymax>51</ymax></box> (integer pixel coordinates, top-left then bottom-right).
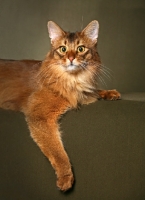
<box><xmin>59</xmin><ymin>46</ymin><xmax>67</xmax><ymax>53</ymax></box>
<box><xmin>77</xmin><ymin>46</ymin><xmax>85</xmax><ymax>53</ymax></box>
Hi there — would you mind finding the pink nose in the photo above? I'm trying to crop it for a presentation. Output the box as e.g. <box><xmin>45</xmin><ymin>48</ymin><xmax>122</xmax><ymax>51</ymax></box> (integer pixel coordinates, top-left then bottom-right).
<box><xmin>68</xmin><ymin>56</ymin><xmax>75</xmax><ymax>63</ymax></box>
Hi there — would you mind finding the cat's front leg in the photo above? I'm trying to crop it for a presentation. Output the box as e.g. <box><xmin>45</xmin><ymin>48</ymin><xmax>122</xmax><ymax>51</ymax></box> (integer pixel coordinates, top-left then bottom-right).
<box><xmin>25</xmin><ymin>103</ymin><xmax>74</xmax><ymax>191</ymax></box>
<box><xmin>97</xmin><ymin>89</ymin><xmax>121</xmax><ymax>100</ymax></box>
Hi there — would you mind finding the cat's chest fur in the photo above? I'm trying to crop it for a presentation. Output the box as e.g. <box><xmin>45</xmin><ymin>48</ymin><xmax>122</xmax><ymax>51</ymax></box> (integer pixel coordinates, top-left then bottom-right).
<box><xmin>46</xmin><ymin>70</ymin><xmax>97</xmax><ymax>107</ymax></box>
<box><xmin>60</xmin><ymin>73</ymin><xmax>95</xmax><ymax>107</ymax></box>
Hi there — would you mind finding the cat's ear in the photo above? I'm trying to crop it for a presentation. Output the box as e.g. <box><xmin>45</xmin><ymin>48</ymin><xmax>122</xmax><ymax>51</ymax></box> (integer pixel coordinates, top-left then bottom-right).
<box><xmin>47</xmin><ymin>21</ymin><xmax>65</xmax><ymax>43</ymax></box>
<box><xmin>82</xmin><ymin>20</ymin><xmax>99</xmax><ymax>43</ymax></box>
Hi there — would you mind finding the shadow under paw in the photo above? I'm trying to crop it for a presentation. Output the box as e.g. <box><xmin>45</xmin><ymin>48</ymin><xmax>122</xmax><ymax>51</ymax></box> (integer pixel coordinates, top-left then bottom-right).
<box><xmin>57</xmin><ymin>174</ymin><xmax>74</xmax><ymax>192</ymax></box>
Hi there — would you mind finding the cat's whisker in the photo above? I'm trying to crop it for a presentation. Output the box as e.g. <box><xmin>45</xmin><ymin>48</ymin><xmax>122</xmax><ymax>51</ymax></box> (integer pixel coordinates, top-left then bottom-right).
<box><xmin>36</xmin><ymin>68</ymin><xmax>47</xmax><ymax>82</ymax></box>
<box><xmin>40</xmin><ymin>64</ymin><xmax>67</xmax><ymax>89</ymax></box>
<box><xmin>36</xmin><ymin>62</ymin><xmax>60</xmax><ymax>77</ymax></box>
<box><xmin>81</xmin><ymin>61</ymin><xmax>100</xmax><ymax>75</ymax></box>
<box><xmin>85</xmin><ymin>61</ymin><xmax>112</xmax><ymax>84</ymax></box>
<box><xmin>81</xmin><ymin>16</ymin><xmax>84</xmax><ymax>30</ymax></box>
<box><xmin>100</xmin><ymin>66</ymin><xmax>113</xmax><ymax>76</ymax></box>
<box><xmin>99</xmin><ymin>68</ymin><xmax>112</xmax><ymax>80</ymax></box>
<box><xmin>33</xmin><ymin>61</ymin><xmax>45</xmax><ymax>78</ymax></box>
<box><xmin>36</xmin><ymin>62</ymin><xmax>61</xmax><ymax>86</ymax></box>
<box><xmin>101</xmin><ymin>64</ymin><xmax>113</xmax><ymax>72</ymax></box>
<box><xmin>36</xmin><ymin>66</ymin><xmax>50</xmax><ymax>84</ymax></box>
<box><xmin>99</xmin><ymin>64</ymin><xmax>113</xmax><ymax>78</ymax></box>
<box><xmin>40</xmin><ymin>71</ymin><xmax>50</xmax><ymax>89</ymax></box>
<box><xmin>39</xmin><ymin>68</ymin><xmax>56</xmax><ymax>88</ymax></box>
<box><xmin>97</xmin><ymin>73</ymin><xmax>107</xmax><ymax>87</ymax></box>
<box><xmin>80</xmin><ymin>61</ymin><xmax>108</xmax><ymax>87</ymax></box>
<box><xmin>80</xmin><ymin>62</ymin><xmax>99</xmax><ymax>84</ymax></box>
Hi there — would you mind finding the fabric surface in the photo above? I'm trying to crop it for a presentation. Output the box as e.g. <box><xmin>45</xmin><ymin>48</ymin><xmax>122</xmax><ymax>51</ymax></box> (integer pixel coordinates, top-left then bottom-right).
<box><xmin>122</xmin><ymin>92</ymin><xmax>145</xmax><ymax>102</ymax></box>
<box><xmin>0</xmin><ymin>93</ymin><xmax>145</xmax><ymax>200</ymax></box>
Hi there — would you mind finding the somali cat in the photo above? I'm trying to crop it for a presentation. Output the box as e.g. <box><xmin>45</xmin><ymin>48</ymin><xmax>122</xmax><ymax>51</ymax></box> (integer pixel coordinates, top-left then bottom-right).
<box><xmin>0</xmin><ymin>20</ymin><xmax>121</xmax><ymax>191</ymax></box>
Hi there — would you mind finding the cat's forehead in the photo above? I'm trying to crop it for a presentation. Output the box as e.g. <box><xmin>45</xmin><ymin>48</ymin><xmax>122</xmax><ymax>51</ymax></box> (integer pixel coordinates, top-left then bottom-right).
<box><xmin>51</xmin><ymin>32</ymin><xmax>87</xmax><ymax>49</ymax></box>
<box><xmin>62</xmin><ymin>32</ymin><xmax>84</xmax><ymax>46</ymax></box>
<box><xmin>66</xmin><ymin>33</ymin><xmax>78</xmax><ymax>43</ymax></box>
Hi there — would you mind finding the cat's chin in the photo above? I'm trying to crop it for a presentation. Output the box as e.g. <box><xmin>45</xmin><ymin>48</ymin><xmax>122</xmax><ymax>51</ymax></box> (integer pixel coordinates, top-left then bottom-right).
<box><xmin>66</xmin><ymin>65</ymin><xmax>80</xmax><ymax>73</ymax></box>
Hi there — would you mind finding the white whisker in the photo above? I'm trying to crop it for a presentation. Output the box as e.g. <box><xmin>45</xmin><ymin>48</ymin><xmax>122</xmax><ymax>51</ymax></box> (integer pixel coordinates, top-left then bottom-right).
<box><xmin>80</xmin><ymin>61</ymin><xmax>108</xmax><ymax>87</ymax></box>
<box><xmin>36</xmin><ymin>62</ymin><xmax>61</xmax><ymax>86</ymax></box>
<box><xmin>81</xmin><ymin>16</ymin><xmax>84</xmax><ymax>30</ymax></box>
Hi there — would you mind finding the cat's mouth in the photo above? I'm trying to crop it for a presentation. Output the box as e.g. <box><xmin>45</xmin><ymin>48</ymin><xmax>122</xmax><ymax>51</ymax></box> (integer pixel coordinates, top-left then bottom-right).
<box><xmin>66</xmin><ymin>64</ymin><xmax>79</xmax><ymax>72</ymax></box>
<box><xmin>61</xmin><ymin>58</ymin><xmax>88</xmax><ymax>73</ymax></box>
<box><xmin>65</xmin><ymin>61</ymin><xmax>87</xmax><ymax>73</ymax></box>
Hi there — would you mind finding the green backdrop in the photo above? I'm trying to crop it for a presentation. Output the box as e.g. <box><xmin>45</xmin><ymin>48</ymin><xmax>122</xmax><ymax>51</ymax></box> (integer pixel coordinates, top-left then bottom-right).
<box><xmin>0</xmin><ymin>1</ymin><xmax>145</xmax><ymax>199</ymax></box>
<box><xmin>0</xmin><ymin>0</ymin><xmax>145</xmax><ymax>93</ymax></box>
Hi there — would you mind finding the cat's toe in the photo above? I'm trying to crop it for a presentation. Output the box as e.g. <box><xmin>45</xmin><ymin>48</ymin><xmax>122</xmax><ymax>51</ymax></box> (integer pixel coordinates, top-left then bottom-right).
<box><xmin>57</xmin><ymin>173</ymin><xmax>74</xmax><ymax>192</ymax></box>
<box><xmin>106</xmin><ymin>89</ymin><xmax>121</xmax><ymax>100</ymax></box>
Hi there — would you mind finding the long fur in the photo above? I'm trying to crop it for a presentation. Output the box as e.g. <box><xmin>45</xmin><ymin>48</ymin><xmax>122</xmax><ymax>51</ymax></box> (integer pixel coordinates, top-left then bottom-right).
<box><xmin>0</xmin><ymin>21</ymin><xmax>121</xmax><ymax>191</ymax></box>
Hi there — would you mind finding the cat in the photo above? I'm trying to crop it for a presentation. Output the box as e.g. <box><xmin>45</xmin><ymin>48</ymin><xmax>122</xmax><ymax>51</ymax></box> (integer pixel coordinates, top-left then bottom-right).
<box><xmin>0</xmin><ymin>20</ymin><xmax>121</xmax><ymax>191</ymax></box>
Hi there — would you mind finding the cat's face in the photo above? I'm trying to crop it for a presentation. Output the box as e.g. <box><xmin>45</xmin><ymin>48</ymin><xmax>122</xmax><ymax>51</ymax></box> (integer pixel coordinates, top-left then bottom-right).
<box><xmin>47</xmin><ymin>21</ymin><xmax>100</xmax><ymax>74</ymax></box>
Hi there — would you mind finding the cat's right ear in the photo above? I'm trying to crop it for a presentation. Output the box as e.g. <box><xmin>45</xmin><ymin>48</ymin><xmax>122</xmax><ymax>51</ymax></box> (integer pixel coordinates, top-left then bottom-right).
<box><xmin>47</xmin><ymin>21</ymin><xmax>65</xmax><ymax>43</ymax></box>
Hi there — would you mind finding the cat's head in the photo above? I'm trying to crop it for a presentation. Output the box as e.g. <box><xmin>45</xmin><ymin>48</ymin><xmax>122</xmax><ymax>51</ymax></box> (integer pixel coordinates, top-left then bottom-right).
<box><xmin>47</xmin><ymin>20</ymin><xmax>100</xmax><ymax>74</ymax></box>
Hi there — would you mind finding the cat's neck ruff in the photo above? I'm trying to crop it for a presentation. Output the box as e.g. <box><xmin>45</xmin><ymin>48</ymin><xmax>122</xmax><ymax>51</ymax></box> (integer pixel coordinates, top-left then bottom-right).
<box><xmin>41</xmin><ymin>63</ymin><xmax>97</xmax><ymax>108</ymax></box>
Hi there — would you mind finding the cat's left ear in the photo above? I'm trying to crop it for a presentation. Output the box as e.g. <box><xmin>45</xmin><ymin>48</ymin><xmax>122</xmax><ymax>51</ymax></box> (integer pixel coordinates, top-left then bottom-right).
<box><xmin>81</xmin><ymin>20</ymin><xmax>99</xmax><ymax>43</ymax></box>
<box><xmin>47</xmin><ymin>21</ymin><xmax>65</xmax><ymax>43</ymax></box>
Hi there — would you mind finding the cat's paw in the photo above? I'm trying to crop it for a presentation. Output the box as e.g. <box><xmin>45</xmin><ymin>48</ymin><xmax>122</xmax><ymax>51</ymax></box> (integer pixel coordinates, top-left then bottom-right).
<box><xmin>105</xmin><ymin>89</ymin><xmax>121</xmax><ymax>100</ymax></box>
<box><xmin>98</xmin><ymin>89</ymin><xmax>121</xmax><ymax>100</ymax></box>
<box><xmin>57</xmin><ymin>173</ymin><xmax>74</xmax><ymax>192</ymax></box>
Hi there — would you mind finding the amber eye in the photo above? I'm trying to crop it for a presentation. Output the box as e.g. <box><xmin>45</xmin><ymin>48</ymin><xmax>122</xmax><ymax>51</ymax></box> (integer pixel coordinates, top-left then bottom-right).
<box><xmin>77</xmin><ymin>46</ymin><xmax>85</xmax><ymax>53</ymax></box>
<box><xmin>60</xmin><ymin>46</ymin><xmax>67</xmax><ymax>53</ymax></box>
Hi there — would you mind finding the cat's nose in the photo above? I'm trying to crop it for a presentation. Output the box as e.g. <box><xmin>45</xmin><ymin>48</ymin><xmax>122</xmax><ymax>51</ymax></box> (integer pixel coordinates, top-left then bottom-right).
<box><xmin>68</xmin><ymin>56</ymin><xmax>75</xmax><ymax>63</ymax></box>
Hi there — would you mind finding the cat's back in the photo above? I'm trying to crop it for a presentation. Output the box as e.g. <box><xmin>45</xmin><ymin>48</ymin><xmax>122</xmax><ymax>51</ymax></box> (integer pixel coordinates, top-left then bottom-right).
<box><xmin>0</xmin><ymin>59</ymin><xmax>41</xmax><ymax>79</ymax></box>
<box><xmin>0</xmin><ymin>59</ymin><xmax>41</xmax><ymax>110</ymax></box>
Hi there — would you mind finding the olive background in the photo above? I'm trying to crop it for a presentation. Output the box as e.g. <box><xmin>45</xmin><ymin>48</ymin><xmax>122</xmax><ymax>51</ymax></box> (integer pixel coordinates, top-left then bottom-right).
<box><xmin>0</xmin><ymin>1</ymin><xmax>145</xmax><ymax>200</ymax></box>
<box><xmin>0</xmin><ymin>0</ymin><xmax>145</xmax><ymax>92</ymax></box>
